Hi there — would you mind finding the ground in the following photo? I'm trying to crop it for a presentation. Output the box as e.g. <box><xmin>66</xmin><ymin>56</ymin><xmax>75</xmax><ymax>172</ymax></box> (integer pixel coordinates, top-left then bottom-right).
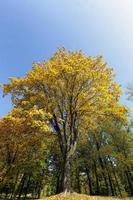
<box><xmin>41</xmin><ymin>193</ymin><xmax>133</xmax><ymax>200</ymax></box>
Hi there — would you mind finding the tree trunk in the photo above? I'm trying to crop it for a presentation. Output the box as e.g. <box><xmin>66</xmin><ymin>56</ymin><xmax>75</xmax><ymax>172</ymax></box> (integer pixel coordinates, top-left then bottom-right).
<box><xmin>62</xmin><ymin>134</ymin><xmax>77</xmax><ymax>194</ymax></box>
<box><xmin>93</xmin><ymin>135</ymin><xmax>109</xmax><ymax>195</ymax></box>
<box><xmin>18</xmin><ymin>173</ymin><xmax>26</xmax><ymax>199</ymax></box>
<box><xmin>56</xmin><ymin>174</ymin><xmax>61</xmax><ymax>194</ymax></box>
<box><xmin>125</xmin><ymin>170</ymin><xmax>133</xmax><ymax>196</ymax></box>
<box><xmin>85</xmin><ymin>167</ymin><xmax>93</xmax><ymax>195</ymax></box>
<box><xmin>63</xmin><ymin>154</ymin><xmax>72</xmax><ymax>193</ymax></box>
<box><xmin>108</xmin><ymin>156</ymin><xmax>122</xmax><ymax>197</ymax></box>
<box><xmin>10</xmin><ymin>170</ymin><xmax>20</xmax><ymax>200</ymax></box>
<box><xmin>93</xmin><ymin>162</ymin><xmax>100</xmax><ymax>195</ymax></box>
<box><xmin>76</xmin><ymin>168</ymin><xmax>81</xmax><ymax>193</ymax></box>
<box><xmin>24</xmin><ymin>174</ymin><xmax>31</xmax><ymax>199</ymax></box>
<box><xmin>56</xmin><ymin>163</ymin><xmax>64</xmax><ymax>194</ymax></box>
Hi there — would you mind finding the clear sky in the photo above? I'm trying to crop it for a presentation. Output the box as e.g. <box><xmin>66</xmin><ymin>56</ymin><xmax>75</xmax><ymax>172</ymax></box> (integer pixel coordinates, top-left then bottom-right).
<box><xmin>0</xmin><ymin>0</ymin><xmax>133</xmax><ymax>117</ymax></box>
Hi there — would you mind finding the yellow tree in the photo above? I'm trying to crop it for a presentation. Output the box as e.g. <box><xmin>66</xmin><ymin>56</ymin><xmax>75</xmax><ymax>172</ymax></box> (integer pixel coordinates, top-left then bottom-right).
<box><xmin>3</xmin><ymin>49</ymin><xmax>127</xmax><ymax>193</ymax></box>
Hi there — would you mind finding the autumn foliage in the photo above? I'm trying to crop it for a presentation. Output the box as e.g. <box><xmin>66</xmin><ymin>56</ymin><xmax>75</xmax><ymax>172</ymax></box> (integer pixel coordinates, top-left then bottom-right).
<box><xmin>0</xmin><ymin>49</ymin><xmax>132</xmax><ymax>199</ymax></box>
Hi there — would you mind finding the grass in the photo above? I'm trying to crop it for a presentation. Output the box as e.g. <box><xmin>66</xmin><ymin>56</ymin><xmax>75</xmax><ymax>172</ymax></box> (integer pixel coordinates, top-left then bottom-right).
<box><xmin>41</xmin><ymin>193</ymin><xmax>133</xmax><ymax>200</ymax></box>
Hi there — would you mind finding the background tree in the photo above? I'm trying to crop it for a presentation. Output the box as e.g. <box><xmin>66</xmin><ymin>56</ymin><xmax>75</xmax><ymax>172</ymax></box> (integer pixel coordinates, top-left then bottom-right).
<box><xmin>0</xmin><ymin>107</ymin><xmax>52</xmax><ymax>199</ymax></box>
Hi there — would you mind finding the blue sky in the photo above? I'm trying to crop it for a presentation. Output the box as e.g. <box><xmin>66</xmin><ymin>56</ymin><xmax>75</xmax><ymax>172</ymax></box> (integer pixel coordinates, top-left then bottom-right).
<box><xmin>0</xmin><ymin>0</ymin><xmax>133</xmax><ymax>117</ymax></box>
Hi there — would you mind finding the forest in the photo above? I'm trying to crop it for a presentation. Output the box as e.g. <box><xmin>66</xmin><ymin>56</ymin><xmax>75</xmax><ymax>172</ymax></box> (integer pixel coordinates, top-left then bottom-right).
<box><xmin>0</xmin><ymin>49</ymin><xmax>133</xmax><ymax>199</ymax></box>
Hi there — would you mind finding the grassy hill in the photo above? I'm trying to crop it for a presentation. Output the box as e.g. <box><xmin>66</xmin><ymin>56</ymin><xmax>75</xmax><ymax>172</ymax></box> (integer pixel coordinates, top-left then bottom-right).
<box><xmin>42</xmin><ymin>193</ymin><xmax>133</xmax><ymax>200</ymax></box>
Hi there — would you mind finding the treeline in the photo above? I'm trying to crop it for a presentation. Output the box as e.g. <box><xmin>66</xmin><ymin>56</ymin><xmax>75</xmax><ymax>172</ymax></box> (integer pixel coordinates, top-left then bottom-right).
<box><xmin>0</xmin><ymin>117</ymin><xmax>133</xmax><ymax>199</ymax></box>
<box><xmin>0</xmin><ymin>49</ymin><xmax>133</xmax><ymax>199</ymax></box>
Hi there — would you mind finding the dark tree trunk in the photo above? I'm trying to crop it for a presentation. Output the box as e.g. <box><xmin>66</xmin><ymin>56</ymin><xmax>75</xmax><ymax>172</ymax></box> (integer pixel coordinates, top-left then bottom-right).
<box><xmin>75</xmin><ymin>168</ymin><xmax>81</xmax><ymax>193</ymax></box>
<box><xmin>93</xmin><ymin>135</ymin><xmax>109</xmax><ymax>195</ymax></box>
<box><xmin>85</xmin><ymin>167</ymin><xmax>93</xmax><ymax>195</ymax></box>
<box><xmin>113</xmin><ymin>170</ymin><xmax>122</xmax><ymax>197</ymax></box>
<box><xmin>24</xmin><ymin>174</ymin><xmax>31</xmax><ymax>199</ymax></box>
<box><xmin>103</xmin><ymin>158</ymin><xmax>115</xmax><ymax>196</ymax></box>
<box><xmin>108</xmin><ymin>156</ymin><xmax>122</xmax><ymax>197</ymax></box>
<box><xmin>125</xmin><ymin>170</ymin><xmax>133</xmax><ymax>196</ymax></box>
<box><xmin>18</xmin><ymin>173</ymin><xmax>26</xmax><ymax>199</ymax></box>
<box><xmin>10</xmin><ymin>170</ymin><xmax>20</xmax><ymax>200</ymax></box>
<box><xmin>56</xmin><ymin>163</ymin><xmax>64</xmax><ymax>194</ymax></box>
<box><xmin>56</xmin><ymin>174</ymin><xmax>61</xmax><ymax>194</ymax></box>
<box><xmin>93</xmin><ymin>162</ymin><xmax>100</xmax><ymax>195</ymax></box>
<box><xmin>107</xmin><ymin>172</ymin><xmax>115</xmax><ymax>196</ymax></box>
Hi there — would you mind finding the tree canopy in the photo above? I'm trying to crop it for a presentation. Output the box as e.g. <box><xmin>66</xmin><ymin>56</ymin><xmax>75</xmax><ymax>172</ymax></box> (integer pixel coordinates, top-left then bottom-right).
<box><xmin>0</xmin><ymin>49</ymin><xmax>132</xmax><ymax>199</ymax></box>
